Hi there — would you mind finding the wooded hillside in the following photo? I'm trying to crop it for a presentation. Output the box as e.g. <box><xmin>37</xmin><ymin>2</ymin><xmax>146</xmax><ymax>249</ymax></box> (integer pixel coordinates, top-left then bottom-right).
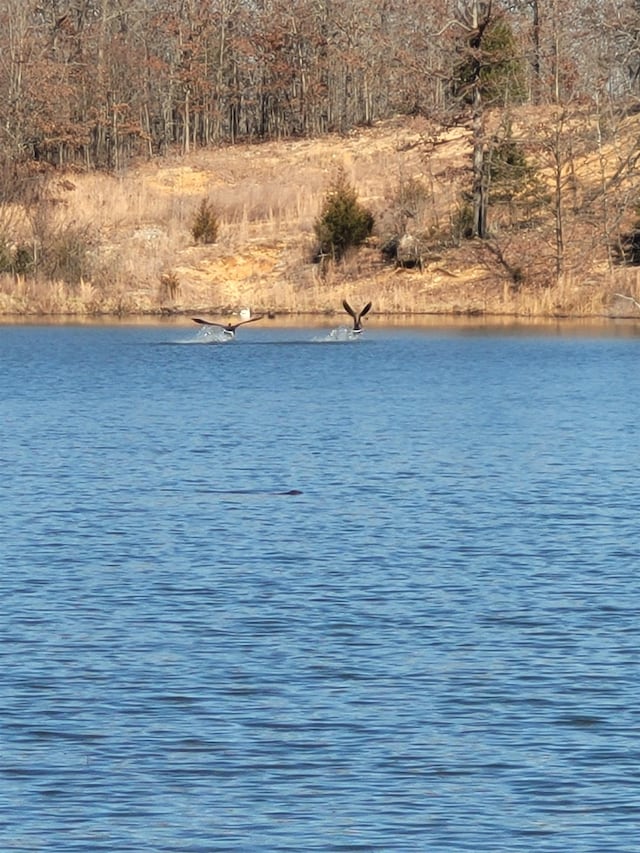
<box><xmin>2</xmin><ymin>1</ymin><xmax>639</xmax><ymax>168</ymax></box>
<box><xmin>2</xmin><ymin>1</ymin><xmax>640</xmax><ymax>318</ymax></box>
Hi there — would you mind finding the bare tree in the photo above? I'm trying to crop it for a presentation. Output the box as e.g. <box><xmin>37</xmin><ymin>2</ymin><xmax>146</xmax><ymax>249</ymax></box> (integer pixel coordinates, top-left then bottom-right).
<box><xmin>441</xmin><ymin>1</ymin><xmax>497</xmax><ymax>239</ymax></box>
<box><xmin>0</xmin><ymin>0</ymin><xmax>639</xmax><ymax>171</ymax></box>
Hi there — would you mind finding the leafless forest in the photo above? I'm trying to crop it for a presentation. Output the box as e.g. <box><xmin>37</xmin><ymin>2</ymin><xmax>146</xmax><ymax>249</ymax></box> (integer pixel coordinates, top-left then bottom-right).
<box><xmin>3</xmin><ymin>0</ymin><xmax>639</xmax><ymax>166</ymax></box>
<box><xmin>3</xmin><ymin>0</ymin><xmax>640</xmax><ymax>316</ymax></box>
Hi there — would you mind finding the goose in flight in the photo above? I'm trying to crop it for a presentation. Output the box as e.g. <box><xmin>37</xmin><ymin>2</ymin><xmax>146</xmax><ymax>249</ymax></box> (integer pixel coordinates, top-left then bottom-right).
<box><xmin>192</xmin><ymin>315</ymin><xmax>264</xmax><ymax>338</ymax></box>
<box><xmin>342</xmin><ymin>299</ymin><xmax>372</xmax><ymax>332</ymax></box>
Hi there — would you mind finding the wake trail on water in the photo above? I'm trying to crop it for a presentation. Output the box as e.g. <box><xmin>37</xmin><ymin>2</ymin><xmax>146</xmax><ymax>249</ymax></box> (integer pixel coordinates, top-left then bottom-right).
<box><xmin>169</xmin><ymin>329</ymin><xmax>235</xmax><ymax>344</ymax></box>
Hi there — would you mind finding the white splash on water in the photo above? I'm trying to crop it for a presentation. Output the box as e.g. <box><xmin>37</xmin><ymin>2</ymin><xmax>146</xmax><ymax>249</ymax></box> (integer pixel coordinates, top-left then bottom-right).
<box><xmin>312</xmin><ymin>326</ymin><xmax>363</xmax><ymax>343</ymax></box>
<box><xmin>192</xmin><ymin>327</ymin><xmax>234</xmax><ymax>344</ymax></box>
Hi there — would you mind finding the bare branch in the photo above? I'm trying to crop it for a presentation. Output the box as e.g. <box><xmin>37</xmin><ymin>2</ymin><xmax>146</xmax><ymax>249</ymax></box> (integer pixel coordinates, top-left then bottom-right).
<box><xmin>614</xmin><ymin>293</ymin><xmax>640</xmax><ymax>310</ymax></box>
<box><xmin>437</xmin><ymin>19</ymin><xmax>473</xmax><ymax>36</ymax></box>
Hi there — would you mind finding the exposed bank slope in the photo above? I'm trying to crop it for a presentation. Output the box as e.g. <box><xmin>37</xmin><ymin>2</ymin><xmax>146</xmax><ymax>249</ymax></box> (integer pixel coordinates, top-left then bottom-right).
<box><xmin>1</xmin><ymin>109</ymin><xmax>640</xmax><ymax>320</ymax></box>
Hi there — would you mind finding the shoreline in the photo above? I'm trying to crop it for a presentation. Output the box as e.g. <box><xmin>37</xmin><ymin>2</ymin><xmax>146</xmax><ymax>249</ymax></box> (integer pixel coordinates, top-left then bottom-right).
<box><xmin>2</xmin><ymin>310</ymin><xmax>639</xmax><ymax>331</ymax></box>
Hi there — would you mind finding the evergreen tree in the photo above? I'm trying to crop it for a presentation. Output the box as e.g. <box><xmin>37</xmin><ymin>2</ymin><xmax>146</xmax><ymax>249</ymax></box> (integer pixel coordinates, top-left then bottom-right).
<box><xmin>314</xmin><ymin>168</ymin><xmax>374</xmax><ymax>262</ymax></box>
<box><xmin>454</xmin><ymin>16</ymin><xmax>527</xmax><ymax>107</ymax></box>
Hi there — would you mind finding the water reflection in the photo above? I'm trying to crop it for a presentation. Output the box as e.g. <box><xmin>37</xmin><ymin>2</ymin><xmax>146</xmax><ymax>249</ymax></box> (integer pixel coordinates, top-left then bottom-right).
<box><xmin>3</xmin><ymin>311</ymin><xmax>640</xmax><ymax>339</ymax></box>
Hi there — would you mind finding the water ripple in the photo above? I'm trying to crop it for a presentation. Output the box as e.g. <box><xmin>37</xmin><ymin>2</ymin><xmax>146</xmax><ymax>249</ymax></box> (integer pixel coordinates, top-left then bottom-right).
<box><xmin>1</xmin><ymin>325</ymin><xmax>639</xmax><ymax>850</ymax></box>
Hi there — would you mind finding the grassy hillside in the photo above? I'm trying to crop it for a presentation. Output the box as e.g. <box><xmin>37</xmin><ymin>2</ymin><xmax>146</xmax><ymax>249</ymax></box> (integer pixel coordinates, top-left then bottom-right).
<box><xmin>2</xmin><ymin>109</ymin><xmax>640</xmax><ymax>320</ymax></box>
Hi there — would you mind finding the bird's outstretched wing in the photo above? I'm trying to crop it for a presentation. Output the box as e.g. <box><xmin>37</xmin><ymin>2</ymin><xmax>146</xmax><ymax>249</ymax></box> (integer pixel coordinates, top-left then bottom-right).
<box><xmin>359</xmin><ymin>302</ymin><xmax>372</xmax><ymax>320</ymax></box>
<box><xmin>342</xmin><ymin>299</ymin><xmax>357</xmax><ymax>320</ymax></box>
<box><xmin>236</xmin><ymin>315</ymin><xmax>264</xmax><ymax>327</ymax></box>
<box><xmin>192</xmin><ymin>317</ymin><xmax>225</xmax><ymax>328</ymax></box>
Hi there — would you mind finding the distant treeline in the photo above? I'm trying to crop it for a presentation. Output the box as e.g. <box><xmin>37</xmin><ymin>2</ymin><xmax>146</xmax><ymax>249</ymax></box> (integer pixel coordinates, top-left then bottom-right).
<box><xmin>1</xmin><ymin>0</ymin><xmax>639</xmax><ymax>172</ymax></box>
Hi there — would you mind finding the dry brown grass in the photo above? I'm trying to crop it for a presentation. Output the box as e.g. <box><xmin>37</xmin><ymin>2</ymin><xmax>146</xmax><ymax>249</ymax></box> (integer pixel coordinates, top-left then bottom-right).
<box><xmin>2</xmin><ymin>110</ymin><xmax>640</xmax><ymax>319</ymax></box>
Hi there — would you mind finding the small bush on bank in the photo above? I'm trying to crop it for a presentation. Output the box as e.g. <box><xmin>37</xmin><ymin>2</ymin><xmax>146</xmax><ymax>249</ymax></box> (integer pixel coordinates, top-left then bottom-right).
<box><xmin>13</xmin><ymin>243</ymin><xmax>35</xmax><ymax>275</ymax></box>
<box><xmin>487</xmin><ymin>128</ymin><xmax>548</xmax><ymax>225</ymax></box>
<box><xmin>616</xmin><ymin>228</ymin><xmax>640</xmax><ymax>265</ymax></box>
<box><xmin>615</xmin><ymin>203</ymin><xmax>640</xmax><ymax>265</ymax></box>
<box><xmin>39</xmin><ymin>224</ymin><xmax>94</xmax><ymax>284</ymax></box>
<box><xmin>378</xmin><ymin>176</ymin><xmax>428</xmax><ymax>262</ymax></box>
<box><xmin>392</xmin><ymin>176</ymin><xmax>430</xmax><ymax>225</ymax></box>
<box><xmin>452</xmin><ymin>199</ymin><xmax>474</xmax><ymax>242</ymax></box>
<box><xmin>313</xmin><ymin>168</ymin><xmax>374</xmax><ymax>263</ymax></box>
<box><xmin>159</xmin><ymin>270</ymin><xmax>181</xmax><ymax>301</ymax></box>
<box><xmin>0</xmin><ymin>237</ymin><xmax>35</xmax><ymax>276</ymax></box>
<box><xmin>191</xmin><ymin>197</ymin><xmax>219</xmax><ymax>244</ymax></box>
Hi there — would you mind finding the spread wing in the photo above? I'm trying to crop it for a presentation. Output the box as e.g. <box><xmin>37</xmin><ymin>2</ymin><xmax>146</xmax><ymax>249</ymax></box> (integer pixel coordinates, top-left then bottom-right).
<box><xmin>192</xmin><ymin>317</ymin><xmax>224</xmax><ymax>328</ymax></box>
<box><xmin>342</xmin><ymin>299</ymin><xmax>357</xmax><ymax>319</ymax></box>
<box><xmin>236</xmin><ymin>315</ymin><xmax>264</xmax><ymax>327</ymax></box>
<box><xmin>359</xmin><ymin>302</ymin><xmax>372</xmax><ymax>319</ymax></box>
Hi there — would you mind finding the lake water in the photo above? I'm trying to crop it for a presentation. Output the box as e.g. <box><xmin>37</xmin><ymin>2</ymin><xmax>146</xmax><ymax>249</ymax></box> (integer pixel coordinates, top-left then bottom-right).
<box><xmin>1</xmin><ymin>319</ymin><xmax>639</xmax><ymax>851</ymax></box>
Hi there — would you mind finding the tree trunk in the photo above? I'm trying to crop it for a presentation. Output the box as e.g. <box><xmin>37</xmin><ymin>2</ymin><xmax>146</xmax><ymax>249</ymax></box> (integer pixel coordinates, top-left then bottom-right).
<box><xmin>471</xmin><ymin>82</ymin><xmax>487</xmax><ymax>238</ymax></box>
<box><xmin>470</xmin><ymin>0</ymin><xmax>490</xmax><ymax>239</ymax></box>
<box><xmin>552</xmin><ymin>116</ymin><xmax>564</xmax><ymax>278</ymax></box>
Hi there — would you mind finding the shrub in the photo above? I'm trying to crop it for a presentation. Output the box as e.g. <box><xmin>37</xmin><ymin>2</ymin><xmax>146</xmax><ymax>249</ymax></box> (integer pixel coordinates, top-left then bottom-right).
<box><xmin>40</xmin><ymin>224</ymin><xmax>93</xmax><ymax>284</ymax></box>
<box><xmin>488</xmin><ymin>131</ymin><xmax>547</xmax><ymax>212</ymax></box>
<box><xmin>379</xmin><ymin>176</ymin><xmax>433</xmax><ymax>265</ymax></box>
<box><xmin>13</xmin><ymin>243</ymin><xmax>35</xmax><ymax>275</ymax></box>
<box><xmin>489</xmin><ymin>138</ymin><xmax>531</xmax><ymax>188</ymax></box>
<box><xmin>393</xmin><ymin>176</ymin><xmax>429</xmax><ymax>221</ymax></box>
<box><xmin>0</xmin><ymin>235</ymin><xmax>35</xmax><ymax>276</ymax></box>
<box><xmin>615</xmin><ymin>209</ymin><xmax>640</xmax><ymax>265</ymax></box>
<box><xmin>191</xmin><ymin>197</ymin><xmax>219</xmax><ymax>244</ymax></box>
<box><xmin>159</xmin><ymin>270</ymin><xmax>181</xmax><ymax>301</ymax></box>
<box><xmin>451</xmin><ymin>199</ymin><xmax>474</xmax><ymax>242</ymax></box>
<box><xmin>313</xmin><ymin>168</ymin><xmax>374</xmax><ymax>262</ymax></box>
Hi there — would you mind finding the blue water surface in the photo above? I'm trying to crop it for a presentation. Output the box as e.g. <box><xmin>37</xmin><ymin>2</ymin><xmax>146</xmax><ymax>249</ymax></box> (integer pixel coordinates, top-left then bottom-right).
<box><xmin>1</xmin><ymin>319</ymin><xmax>639</xmax><ymax>851</ymax></box>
